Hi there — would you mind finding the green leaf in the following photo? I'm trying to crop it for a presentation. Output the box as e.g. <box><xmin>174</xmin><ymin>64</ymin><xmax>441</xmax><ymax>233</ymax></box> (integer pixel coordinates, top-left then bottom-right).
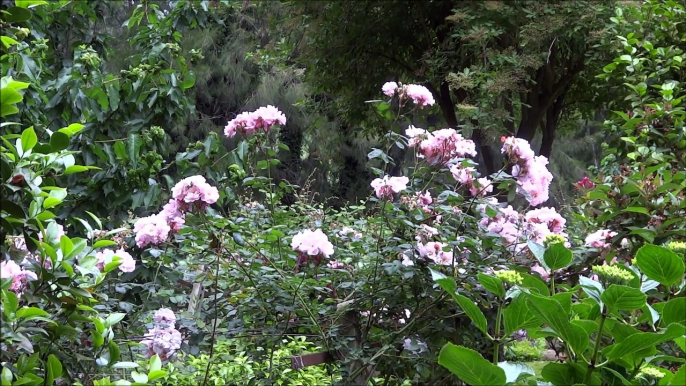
<box><xmin>543</xmin><ymin>242</ymin><xmax>573</xmax><ymax>271</ymax></box>
<box><xmin>431</xmin><ymin>270</ymin><xmax>491</xmax><ymax>338</ymax></box>
<box><xmin>92</xmin><ymin>240</ymin><xmax>117</xmax><ymax>249</ymax></box>
<box><xmin>113</xmin><ymin>141</ymin><xmax>126</xmax><ymax>160</ymax></box>
<box><xmin>127</xmin><ymin>133</ymin><xmax>141</xmax><ymax>167</ymax></box>
<box><xmin>669</xmin><ymin>365</ymin><xmax>686</xmax><ymax>386</ymax></box>
<box><xmin>622</xmin><ymin>207</ymin><xmax>650</xmax><ymax>215</ymax></box>
<box><xmin>15</xmin><ymin>1</ymin><xmax>49</xmax><ymax>8</ymax></box>
<box><xmin>20</xmin><ymin>127</ymin><xmax>37</xmax><ymax>152</ymax></box>
<box><xmin>16</xmin><ymin>307</ymin><xmax>49</xmax><ymax>319</ymax></box>
<box><xmin>149</xmin><ymin>355</ymin><xmax>162</xmax><ymax>372</ymax></box>
<box><xmin>111</xmin><ymin>362</ymin><xmax>139</xmax><ymax>369</ymax></box>
<box><xmin>2</xmin><ymin>289</ymin><xmax>18</xmax><ymax>319</ymax></box>
<box><xmin>46</xmin><ymin>354</ymin><xmax>62</xmax><ymax>384</ymax></box>
<box><xmin>147</xmin><ymin>370</ymin><xmax>167</xmax><ymax>382</ymax></box>
<box><xmin>519</xmin><ymin>273</ymin><xmax>549</xmax><ymax>295</ymax></box>
<box><xmin>525</xmin><ymin>294</ymin><xmax>589</xmax><ymax>355</ymax></box>
<box><xmin>60</xmin><ymin>236</ymin><xmax>73</xmax><ymax>257</ymax></box>
<box><xmin>527</xmin><ymin>240</ymin><xmax>548</xmax><ymax>270</ymax></box>
<box><xmin>42</xmin><ymin>197</ymin><xmax>61</xmax><ymax>209</ymax></box>
<box><xmin>182</xmin><ymin>71</ymin><xmax>196</xmax><ymax>90</ymax></box>
<box><xmin>108</xmin><ymin>340</ymin><xmax>120</xmax><ymax>366</ymax></box>
<box><xmin>49</xmin><ymin>132</ymin><xmax>70</xmax><ymax>152</ymax></box>
<box><xmin>607</xmin><ymin>323</ymin><xmax>686</xmax><ymax>361</ymax></box>
<box><xmin>1</xmin><ymin>366</ymin><xmax>12</xmax><ymax>386</ymax></box>
<box><xmin>438</xmin><ymin>343</ymin><xmax>506</xmax><ymax>386</ymax></box>
<box><xmin>104</xmin><ymin>313</ymin><xmax>126</xmax><ymax>327</ymax></box>
<box><xmin>503</xmin><ymin>293</ymin><xmax>540</xmax><ymax>335</ymax></box>
<box><xmin>540</xmin><ymin>362</ymin><xmax>584</xmax><ymax>385</ymax></box>
<box><xmin>636</xmin><ymin>244</ymin><xmax>685</xmax><ymax>286</ymax></box>
<box><xmin>601</xmin><ymin>285</ymin><xmax>647</xmax><ymax>311</ymax></box>
<box><xmin>130</xmin><ymin>371</ymin><xmax>148</xmax><ymax>384</ymax></box>
<box><xmin>661</xmin><ymin>298</ymin><xmax>686</xmax><ymax>326</ymax></box>
<box><xmin>478</xmin><ymin>273</ymin><xmax>505</xmax><ymax>298</ymax></box>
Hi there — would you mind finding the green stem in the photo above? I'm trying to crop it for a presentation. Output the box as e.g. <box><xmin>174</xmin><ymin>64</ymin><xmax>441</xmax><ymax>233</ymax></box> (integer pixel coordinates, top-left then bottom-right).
<box><xmin>550</xmin><ymin>275</ymin><xmax>556</xmax><ymax>295</ymax></box>
<box><xmin>493</xmin><ymin>299</ymin><xmax>504</xmax><ymax>365</ymax></box>
<box><xmin>584</xmin><ymin>306</ymin><xmax>607</xmax><ymax>385</ymax></box>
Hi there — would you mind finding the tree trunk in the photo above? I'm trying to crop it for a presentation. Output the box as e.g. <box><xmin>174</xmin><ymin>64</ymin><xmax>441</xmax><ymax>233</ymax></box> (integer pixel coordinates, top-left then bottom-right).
<box><xmin>540</xmin><ymin>94</ymin><xmax>565</xmax><ymax>158</ymax></box>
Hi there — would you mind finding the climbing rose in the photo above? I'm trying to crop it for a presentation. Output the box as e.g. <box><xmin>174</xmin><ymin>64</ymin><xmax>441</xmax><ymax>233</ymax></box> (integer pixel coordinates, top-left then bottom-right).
<box><xmin>291</xmin><ymin>229</ymin><xmax>334</xmax><ymax>258</ymax></box>
<box><xmin>450</xmin><ymin>165</ymin><xmax>476</xmax><ymax>185</ymax></box>
<box><xmin>405</xmin><ymin>126</ymin><xmax>429</xmax><ymax>147</ymax></box>
<box><xmin>469</xmin><ymin>177</ymin><xmax>493</xmax><ymax>197</ymax></box>
<box><xmin>159</xmin><ymin>199</ymin><xmax>185</xmax><ymax>231</ymax></box>
<box><xmin>417</xmin><ymin>241</ymin><xmax>454</xmax><ymax>266</ymax></box>
<box><xmin>585</xmin><ymin>229</ymin><xmax>617</xmax><ymax>249</ymax></box>
<box><xmin>0</xmin><ymin>260</ymin><xmax>36</xmax><ymax>296</ymax></box>
<box><xmin>416</xmin><ymin>128</ymin><xmax>477</xmax><ymax>165</ymax></box>
<box><xmin>153</xmin><ymin>308</ymin><xmax>177</xmax><ymax>327</ymax></box>
<box><xmin>382</xmin><ymin>81</ymin><xmax>399</xmax><ymax>97</ymax></box>
<box><xmin>95</xmin><ymin>248</ymin><xmax>136</xmax><ymax>273</ymax></box>
<box><xmin>133</xmin><ymin>215</ymin><xmax>170</xmax><ymax>248</ymax></box>
<box><xmin>140</xmin><ymin>326</ymin><xmax>182</xmax><ymax>361</ymax></box>
<box><xmin>416</xmin><ymin>191</ymin><xmax>432</xmax><ymax>207</ymax></box>
<box><xmin>501</xmin><ymin>136</ymin><xmax>553</xmax><ymax>206</ymax></box>
<box><xmin>171</xmin><ymin>175</ymin><xmax>219</xmax><ymax>210</ymax></box>
<box><xmin>402</xmin><ymin>84</ymin><xmax>435</xmax><ymax>108</ymax></box>
<box><xmin>224</xmin><ymin>105</ymin><xmax>286</xmax><ymax>137</ymax></box>
<box><xmin>371</xmin><ymin>175</ymin><xmax>409</xmax><ymax>199</ymax></box>
<box><xmin>525</xmin><ymin>207</ymin><xmax>566</xmax><ymax>234</ymax></box>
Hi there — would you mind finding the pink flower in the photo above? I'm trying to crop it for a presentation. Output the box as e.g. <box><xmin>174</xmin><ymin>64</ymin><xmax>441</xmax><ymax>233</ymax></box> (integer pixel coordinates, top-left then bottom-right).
<box><xmin>416</xmin><ymin>191</ymin><xmax>432</xmax><ymax>207</ymax></box>
<box><xmin>418</xmin><ymin>129</ymin><xmax>477</xmax><ymax>165</ymax></box>
<box><xmin>159</xmin><ymin>199</ymin><xmax>186</xmax><ymax>232</ymax></box>
<box><xmin>95</xmin><ymin>248</ymin><xmax>136</xmax><ymax>273</ymax></box>
<box><xmin>525</xmin><ymin>207</ymin><xmax>566</xmax><ymax>234</ymax></box>
<box><xmin>133</xmin><ymin>215</ymin><xmax>171</xmax><ymax>248</ymax></box>
<box><xmin>403</xmin><ymin>84</ymin><xmax>435</xmax><ymax>108</ymax></box>
<box><xmin>501</xmin><ymin>136</ymin><xmax>553</xmax><ymax>206</ymax></box>
<box><xmin>327</xmin><ymin>260</ymin><xmax>346</xmax><ymax>269</ymax></box>
<box><xmin>576</xmin><ymin>177</ymin><xmax>595</xmax><ymax>189</ymax></box>
<box><xmin>140</xmin><ymin>326</ymin><xmax>182</xmax><ymax>361</ymax></box>
<box><xmin>291</xmin><ymin>229</ymin><xmax>335</xmax><ymax>258</ymax></box>
<box><xmin>382</xmin><ymin>82</ymin><xmax>399</xmax><ymax>97</ymax></box>
<box><xmin>405</xmin><ymin>125</ymin><xmax>428</xmax><ymax>147</ymax></box>
<box><xmin>0</xmin><ymin>260</ymin><xmax>37</xmax><ymax>296</ymax></box>
<box><xmin>585</xmin><ymin>229</ymin><xmax>617</xmax><ymax>249</ymax></box>
<box><xmin>153</xmin><ymin>308</ymin><xmax>177</xmax><ymax>327</ymax></box>
<box><xmin>370</xmin><ymin>175</ymin><xmax>409</xmax><ymax>199</ymax></box>
<box><xmin>415</xmin><ymin>224</ymin><xmax>439</xmax><ymax>242</ymax></box>
<box><xmin>417</xmin><ymin>241</ymin><xmax>454</xmax><ymax>265</ymax></box>
<box><xmin>469</xmin><ymin>177</ymin><xmax>493</xmax><ymax>197</ymax></box>
<box><xmin>531</xmin><ymin>263</ymin><xmax>552</xmax><ymax>281</ymax></box>
<box><xmin>171</xmin><ymin>175</ymin><xmax>219</xmax><ymax>211</ymax></box>
<box><xmin>401</xmin><ymin>253</ymin><xmax>415</xmax><ymax>266</ymax></box>
<box><xmin>223</xmin><ymin>105</ymin><xmax>286</xmax><ymax>137</ymax></box>
<box><xmin>450</xmin><ymin>165</ymin><xmax>476</xmax><ymax>185</ymax></box>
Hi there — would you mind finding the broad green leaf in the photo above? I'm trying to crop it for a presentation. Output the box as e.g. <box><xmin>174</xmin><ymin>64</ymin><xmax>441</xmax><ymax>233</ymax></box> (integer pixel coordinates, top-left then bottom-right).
<box><xmin>92</xmin><ymin>240</ymin><xmax>117</xmax><ymax>249</ymax></box>
<box><xmin>543</xmin><ymin>242</ymin><xmax>573</xmax><ymax>271</ymax></box>
<box><xmin>431</xmin><ymin>270</ymin><xmax>491</xmax><ymax>338</ymax></box>
<box><xmin>46</xmin><ymin>354</ymin><xmax>62</xmax><ymax>385</ymax></box>
<box><xmin>130</xmin><ymin>371</ymin><xmax>147</xmax><ymax>384</ymax></box>
<box><xmin>503</xmin><ymin>293</ymin><xmax>540</xmax><ymax>335</ymax></box>
<box><xmin>438</xmin><ymin>344</ymin><xmax>506</xmax><ymax>386</ymax></box>
<box><xmin>2</xmin><ymin>289</ymin><xmax>18</xmax><ymax>319</ymax></box>
<box><xmin>16</xmin><ymin>307</ymin><xmax>49</xmax><ymax>319</ymax></box>
<box><xmin>15</xmin><ymin>0</ymin><xmax>49</xmax><ymax>8</ymax></box>
<box><xmin>527</xmin><ymin>240</ymin><xmax>548</xmax><ymax>269</ymax></box>
<box><xmin>540</xmin><ymin>362</ymin><xmax>585</xmax><ymax>386</ymax></box>
<box><xmin>607</xmin><ymin>323</ymin><xmax>686</xmax><ymax>361</ymax></box>
<box><xmin>1</xmin><ymin>366</ymin><xmax>12</xmax><ymax>386</ymax></box>
<box><xmin>661</xmin><ymin>298</ymin><xmax>686</xmax><ymax>326</ymax></box>
<box><xmin>49</xmin><ymin>132</ymin><xmax>70</xmax><ymax>152</ymax></box>
<box><xmin>636</xmin><ymin>244</ymin><xmax>685</xmax><ymax>286</ymax></box>
<box><xmin>601</xmin><ymin>285</ymin><xmax>646</xmax><ymax>311</ymax></box>
<box><xmin>519</xmin><ymin>272</ymin><xmax>549</xmax><ymax>295</ymax></box>
<box><xmin>127</xmin><ymin>133</ymin><xmax>141</xmax><ymax>167</ymax></box>
<box><xmin>525</xmin><ymin>294</ymin><xmax>589</xmax><ymax>355</ymax></box>
<box><xmin>108</xmin><ymin>341</ymin><xmax>120</xmax><ymax>365</ymax></box>
<box><xmin>478</xmin><ymin>273</ymin><xmax>505</xmax><ymax>298</ymax></box>
<box><xmin>579</xmin><ymin>276</ymin><xmax>604</xmax><ymax>307</ymax></box>
<box><xmin>147</xmin><ymin>370</ymin><xmax>167</xmax><ymax>382</ymax></box>
<box><xmin>20</xmin><ymin>127</ymin><xmax>37</xmax><ymax>152</ymax></box>
<box><xmin>669</xmin><ymin>365</ymin><xmax>686</xmax><ymax>386</ymax></box>
<box><xmin>149</xmin><ymin>354</ymin><xmax>161</xmax><ymax>372</ymax></box>
<box><xmin>104</xmin><ymin>313</ymin><xmax>126</xmax><ymax>327</ymax></box>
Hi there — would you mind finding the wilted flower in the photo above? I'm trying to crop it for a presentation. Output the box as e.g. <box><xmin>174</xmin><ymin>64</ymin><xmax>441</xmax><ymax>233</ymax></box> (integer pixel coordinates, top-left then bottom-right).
<box><xmin>417</xmin><ymin>241</ymin><xmax>454</xmax><ymax>265</ymax></box>
<box><xmin>158</xmin><ymin>199</ymin><xmax>185</xmax><ymax>232</ymax></box>
<box><xmin>469</xmin><ymin>177</ymin><xmax>493</xmax><ymax>197</ymax></box>
<box><xmin>501</xmin><ymin>136</ymin><xmax>553</xmax><ymax>206</ymax></box>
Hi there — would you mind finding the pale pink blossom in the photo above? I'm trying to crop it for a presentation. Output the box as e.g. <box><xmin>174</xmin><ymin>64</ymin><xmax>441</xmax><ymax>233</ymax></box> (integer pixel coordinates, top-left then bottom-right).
<box><xmin>403</xmin><ymin>84</ymin><xmax>435</xmax><ymax>108</ymax></box>
<box><xmin>133</xmin><ymin>215</ymin><xmax>171</xmax><ymax>248</ymax></box>
<box><xmin>418</xmin><ymin>129</ymin><xmax>477</xmax><ymax>165</ymax></box>
<box><xmin>153</xmin><ymin>308</ymin><xmax>177</xmax><ymax>327</ymax></box>
<box><xmin>405</xmin><ymin>125</ymin><xmax>428</xmax><ymax>147</ymax></box>
<box><xmin>95</xmin><ymin>248</ymin><xmax>136</xmax><ymax>273</ymax></box>
<box><xmin>525</xmin><ymin>207</ymin><xmax>566</xmax><ymax>234</ymax></box>
<box><xmin>291</xmin><ymin>229</ymin><xmax>335</xmax><ymax>258</ymax></box>
<box><xmin>469</xmin><ymin>177</ymin><xmax>493</xmax><ymax>197</ymax></box>
<box><xmin>224</xmin><ymin>105</ymin><xmax>286</xmax><ymax>137</ymax></box>
<box><xmin>159</xmin><ymin>199</ymin><xmax>186</xmax><ymax>232</ymax></box>
<box><xmin>415</xmin><ymin>224</ymin><xmax>439</xmax><ymax>242</ymax></box>
<box><xmin>585</xmin><ymin>229</ymin><xmax>617</xmax><ymax>249</ymax></box>
<box><xmin>450</xmin><ymin>165</ymin><xmax>476</xmax><ymax>185</ymax></box>
<box><xmin>371</xmin><ymin>175</ymin><xmax>409</xmax><ymax>199</ymax></box>
<box><xmin>140</xmin><ymin>326</ymin><xmax>182</xmax><ymax>361</ymax></box>
<box><xmin>327</xmin><ymin>260</ymin><xmax>346</xmax><ymax>269</ymax></box>
<box><xmin>382</xmin><ymin>82</ymin><xmax>399</xmax><ymax>97</ymax></box>
<box><xmin>417</xmin><ymin>241</ymin><xmax>454</xmax><ymax>265</ymax></box>
<box><xmin>0</xmin><ymin>260</ymin><xmax>36</xmax><ymax>296</ymax></box>
<box><xmin>171</xmin><ymin>175</ymin><xmax>219</xmax><ymax>210</ymax></box>
<box><xmin>531</xmin><ymin>263</ymin><xmax>560</xmax><ymax>281</ymax></box>
<box><xmin>416</xmin><ymin>191</ymin><xmax>432</xmax><ymax>207</ymax></box>
<box><xmin>501</xmin><ymin>136</ymin><xmax>553</xmax><ymax>206</ymax></box>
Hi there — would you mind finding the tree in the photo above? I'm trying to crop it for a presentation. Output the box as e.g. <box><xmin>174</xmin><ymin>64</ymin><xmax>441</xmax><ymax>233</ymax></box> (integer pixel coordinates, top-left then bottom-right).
<box><xmin>287</xmin><ymin>0</ymin><xmax>616</xmax><ymax>176</ymax></box>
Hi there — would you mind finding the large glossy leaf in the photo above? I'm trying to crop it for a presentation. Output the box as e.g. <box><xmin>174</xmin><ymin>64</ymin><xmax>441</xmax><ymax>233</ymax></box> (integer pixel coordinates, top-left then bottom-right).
<box><xmin>606</xmin><ymin>323</ymin><xmax>686</xmax><ymax>361</ymax></box>
<box><xmin>601</xmin><ymin>284</ymin><xmax>646</xmax><ymax>311</ymax></box>
<box><xmin>438</xmin><ymin>344</ymin><xmax>506</xmax><ymax>386</ymax></box>
<box><xmin>525</xmin><ymin>294</ymin><xmax>589</xmax><ymax>355</ymax></box>
<box><xmin>543</xmin><ymin>242</ymin><xmax>573</xmax><ymax>271</ymax></box>
<box><xmin>635</xmin><ymin>244</ymin><xmax>685</xmax><ymax>286</ymax></box>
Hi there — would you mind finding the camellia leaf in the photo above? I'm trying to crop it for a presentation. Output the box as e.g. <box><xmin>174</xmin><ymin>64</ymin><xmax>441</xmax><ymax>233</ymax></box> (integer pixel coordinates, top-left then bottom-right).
<box><xmin>636</xmin><ymin>244</ymin><xmax>685</xmax><ymax>286</ymax></box>
<box><xmin>438</xmin><ymin>343</ymin><xmax>506</xmax><ymax>385</ymax></box>
<box><xmin>20</xmin><ymin>127</ymin><xmax>37</xmax><ymax>152</ymax></box>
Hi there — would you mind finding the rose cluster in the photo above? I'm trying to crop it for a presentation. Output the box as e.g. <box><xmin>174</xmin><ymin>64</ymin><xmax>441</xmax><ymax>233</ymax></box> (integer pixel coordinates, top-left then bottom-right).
<box><xmin>501</xmin><ymin>136</ymin><xmax>553</xmax><ymax>206</ymax></box>
<box><xmin>140</xmin><ymin>308</ymin><xmax>182</xmax><ymax>361</ymax></box>
<box><xmin>406</xmin><ymin>126</ymin><xmax>477</xmax><ymax>166</ymax></box>
<box><xmin>381</xmin><ymin>82</ymin><xmax>435</xmax><ymax>108</ymax></box>
<box><xmin>133</xmin><ymin>175</ymin><xmax>218</xmax><ymax>248</ymax></box>
<box><xmin>224</xmin><ymin>105</ymin><xmax>286</xmax><ymax>138</ymax></box>
<box><xmin>291</xmin><ymin>229</ymin><xmax>335</xmax><ymax>269</ymax></box>
<box><xmin>370</xmin><ymin>175</ymin><xmax>410</xmax><ymax>200</ymax></box>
